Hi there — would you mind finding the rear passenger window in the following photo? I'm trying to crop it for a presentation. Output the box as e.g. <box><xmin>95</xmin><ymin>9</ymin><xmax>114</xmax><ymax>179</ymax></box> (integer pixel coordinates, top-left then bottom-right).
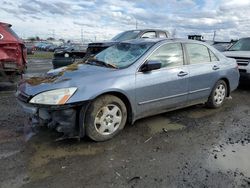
<box><xmin>148</xmin><ymin>43</ymin><xmax>183</xmax><ymax>68</ymax></box>
<box><xmin>186</xmin><ymin>44</ymin><xmax>210</xmax><ymax>64</ymax></box>
<box><xmin>209</xmin><ymin>50</ymin><xmax>219</xmax><ymax>61</ymax></box>
<box><xmin>159</xmin><ymin>32</ymin><xmax>167</xmax><ymax>38</ymax></box>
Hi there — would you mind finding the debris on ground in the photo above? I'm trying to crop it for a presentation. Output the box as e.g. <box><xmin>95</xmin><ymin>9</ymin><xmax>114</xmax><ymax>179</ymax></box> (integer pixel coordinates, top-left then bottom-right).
<box><xmin>128</xmin><ymin>176</ymin><xmax>142</xmax><ymax>183</ymax></box>
<box><xmin>162</xmin><ymin>128</ymin><xmax>168</xmax><ymax>133</ymax></box>
<box><xmin>144</xmin><ymin>137</ymin><xmax>152</xmax><ymax>143</ymax></box>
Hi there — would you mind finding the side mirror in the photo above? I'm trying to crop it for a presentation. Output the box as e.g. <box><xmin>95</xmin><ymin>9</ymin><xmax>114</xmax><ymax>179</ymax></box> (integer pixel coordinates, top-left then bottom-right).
<box><xmin>140</xmin><ymin>60</ymin><xmax>161</xmax><ymax>72</ymax></box>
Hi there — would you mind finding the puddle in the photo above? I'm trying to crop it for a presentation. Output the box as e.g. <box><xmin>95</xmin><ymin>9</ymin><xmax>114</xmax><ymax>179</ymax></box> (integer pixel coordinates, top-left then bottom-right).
<box><xmin>28</xmin><ymin>167</ymin><xmax>51</xmax><ymax>182</ymax></box>
<box><xmin>29</xmin><ymin>142</ymin><xmax>103</xmax><ymax>168</ymax></box>
<box><xmin>187</xmin><ymin>107</ymin><xmax>220</xmax><ymax>119</ymax></box>
<box><xmin>136</xmin><ymin>116</ymin><xmax>185</xmax><ymax>134</ymax></box>
<box><xmin>25</xmin><ymin>141</ymin><xmax>105</xmax><ymax>182</ymax></box>
<box><xmin>208</xmin><ymin>143</ymin><xmax>250</xmax><ymax>177</ymax></box>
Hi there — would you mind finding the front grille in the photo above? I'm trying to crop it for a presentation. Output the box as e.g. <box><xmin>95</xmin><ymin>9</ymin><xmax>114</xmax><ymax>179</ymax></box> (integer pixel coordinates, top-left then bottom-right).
<box><xmin>231</xmin><ymin>57</ymin><xmax>250</xmax><ymax>66</ymax></box>
<box><xmin>238</xmin><ymin>63</ymin><xmax>249</xmax><ymax>66</ymax></box>
<box><xmin>17</xmin><ymin>92</ymin><xmax>31</xmax><ymax>103</ymax></box>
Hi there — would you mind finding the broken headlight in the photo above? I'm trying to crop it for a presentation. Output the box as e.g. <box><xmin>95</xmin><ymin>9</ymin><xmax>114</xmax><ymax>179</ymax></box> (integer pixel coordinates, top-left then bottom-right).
<box><xmin>29</xmin><ymin>87</ymin><xmax>77</xmax><ymax>105</ymax></box>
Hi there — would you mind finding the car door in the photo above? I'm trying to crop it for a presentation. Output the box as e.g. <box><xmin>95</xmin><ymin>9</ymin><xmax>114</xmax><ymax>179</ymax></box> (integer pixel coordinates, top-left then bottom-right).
<box><xmin>135</xmin><ymin>43</ymin><xmax>189</xmax><ymax>118</ymax></box>
<box><xmin>184</xmin><ymin>43</ymin><xmax>220</xmax><ymax>103</ymax></box>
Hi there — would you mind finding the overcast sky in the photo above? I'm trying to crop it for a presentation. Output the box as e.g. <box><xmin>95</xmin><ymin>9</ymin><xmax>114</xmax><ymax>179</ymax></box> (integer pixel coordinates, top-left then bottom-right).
<box><xmin>1</xmin><ymin>0</ymin><xmax>250</xmax><ymax>41</ymax></box>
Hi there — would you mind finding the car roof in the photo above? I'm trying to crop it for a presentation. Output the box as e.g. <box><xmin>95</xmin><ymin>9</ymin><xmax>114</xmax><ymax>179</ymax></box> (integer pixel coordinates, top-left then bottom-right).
<box><xmin>121</xmin><ymin>38</ymin><xmax>210</xmax><ymax>45</ymax></box>
<box><xmin>122</xmin><ymin>38</ymin><xmax>165</xmax><ymax>44</ymax></box>
<box><xmin>0</xmin><ymin>22</ymin><xmax>11</xmax><ymax>27</ymax></box>
<box><xmin>239</xmin><ymin>37</ymin><xmax>250</xmax><ymax>40</ymax></box>
<box><xmin>125</xmin><ymin>29</ymin><xmax>168</xmax><ymax>33</ymax></box>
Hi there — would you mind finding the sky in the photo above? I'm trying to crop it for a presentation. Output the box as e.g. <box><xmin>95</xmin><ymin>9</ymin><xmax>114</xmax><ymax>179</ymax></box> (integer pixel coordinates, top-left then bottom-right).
<box><xmin>0</xmin><ymin>0</ymin><xmax>250</xmax><ymax>42</ymax></box>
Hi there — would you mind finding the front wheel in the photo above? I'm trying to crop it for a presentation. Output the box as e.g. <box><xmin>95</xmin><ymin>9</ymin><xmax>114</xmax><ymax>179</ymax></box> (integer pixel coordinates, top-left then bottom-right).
<box><xmin>84</xmin><ymin>95</ymin><xmax>127</xmax><ymax>141</ymax></box>
<box><xmin>206</xmin><ymin>80</ymin><xmax>227</xmax><ymax>108</ymax></box>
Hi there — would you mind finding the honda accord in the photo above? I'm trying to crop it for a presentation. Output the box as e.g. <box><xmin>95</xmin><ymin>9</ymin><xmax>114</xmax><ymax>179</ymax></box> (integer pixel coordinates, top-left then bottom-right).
<box><xmin>16</xmin><ymin>39</ymin><xmax>239</xmax><ymax>141</ymax></box>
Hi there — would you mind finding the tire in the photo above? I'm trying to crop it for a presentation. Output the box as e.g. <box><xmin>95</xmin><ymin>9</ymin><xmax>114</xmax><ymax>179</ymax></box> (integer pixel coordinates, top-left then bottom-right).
<box><xmin>206</xmin><ymin>80</ymin><xmax>227</xmax><ymax>108</ymax></box>
<box><xmin>84</xmin><ymin>95</ymin><xmax>127</xmax><ymax>141</ymax></box>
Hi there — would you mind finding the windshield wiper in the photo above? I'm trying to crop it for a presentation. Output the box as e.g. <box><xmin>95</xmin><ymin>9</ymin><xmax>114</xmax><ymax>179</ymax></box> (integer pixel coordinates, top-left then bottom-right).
<box><xmin>86</xmin><ymin>58</ymin><xmax>118</xmax><ymax>69</ymax></box>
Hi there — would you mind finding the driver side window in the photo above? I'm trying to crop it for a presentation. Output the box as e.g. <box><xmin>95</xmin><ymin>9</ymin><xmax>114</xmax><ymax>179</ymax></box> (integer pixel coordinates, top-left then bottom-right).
<box><xmin>147</xmin><ymin>43</ymin><xmax>184</xmax><ymax>68</ymax></box>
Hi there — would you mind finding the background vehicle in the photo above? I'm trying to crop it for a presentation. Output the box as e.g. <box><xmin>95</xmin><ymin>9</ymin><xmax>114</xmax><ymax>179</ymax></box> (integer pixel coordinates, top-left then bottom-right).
<box><xmin>35</xmin><ymin>42</ymin><xmax>52</xmax><ymax>51</ymax></box>
<box><xmin>25</xmin><ymin>42</ymin><xmax>35</xmax><ymax>54</ymax></box>
<box><xmin>224</xmin><ymin>37</ymin><xmax>250</xmax><ymax>79</ymax></box>
<box><xmin>47</xmin><ymin>44</ymin><xmax>58</xmax><ymax>52</ymax></box>
<box><xmin>86</xmin><ymin>29</ymin><xmax>170</xmax><ymax>57</ymax></box>
<box><xmin>52</xmin><ymin>44</ymin><xmax>87</xmax><ymax>69</ymax></box>
<box><xmin>54</xmin><ymin>44</ymin><xmax>72</xmax><ymax>52</ymax></box>
<box><xmin>212</xmin><ymin>41</ymin><xmax>235</xmax><ymax>52</ymax></box>
<box><xmin>0</xmin><ymin>22</ymin><xmax>27</xmax><ymax>75</ymax></box>
<box><xmin>17</xmin><ymin>39</ymin><xmax>239</xmax><ymax>141</ymax></box>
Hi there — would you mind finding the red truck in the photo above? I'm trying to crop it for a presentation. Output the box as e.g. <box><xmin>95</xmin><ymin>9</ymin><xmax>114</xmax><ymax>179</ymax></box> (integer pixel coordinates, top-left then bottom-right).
<box><xmin>0</xmin><ymin>22</ymin><xmax>27</xmax><ymax>75</ymax></box>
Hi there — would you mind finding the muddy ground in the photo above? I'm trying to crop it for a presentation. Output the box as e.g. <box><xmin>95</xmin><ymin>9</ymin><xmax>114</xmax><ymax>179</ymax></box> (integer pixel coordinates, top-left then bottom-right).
<box><xmin>0</xmin><ymin>57</ymin><xmax>249</xmax><ymax>188</ymax></box>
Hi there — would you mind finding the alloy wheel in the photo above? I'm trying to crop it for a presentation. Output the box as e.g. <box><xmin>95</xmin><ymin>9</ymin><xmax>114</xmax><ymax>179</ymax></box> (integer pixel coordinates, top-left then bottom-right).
<box><xmin>94</xmin><ymin>104</ymin><xmax>122</xmax><ymax>135</ymax></box>
<box><xmin>214</xmin><ymin>84</ymin><xmax>226</xmax><ymax>105</ymax></box>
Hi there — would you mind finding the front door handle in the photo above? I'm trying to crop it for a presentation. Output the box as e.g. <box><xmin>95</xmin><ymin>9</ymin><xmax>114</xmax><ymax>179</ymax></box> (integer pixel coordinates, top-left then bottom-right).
<box><xmin>178</xmin><ymin>71</ymin><xmax>188</xmax><ymax>77</ymax></box>
<box><xmin>213</xmin><ymin>65</ymin><xmax>220</xmax><ymax>70</ymax></box>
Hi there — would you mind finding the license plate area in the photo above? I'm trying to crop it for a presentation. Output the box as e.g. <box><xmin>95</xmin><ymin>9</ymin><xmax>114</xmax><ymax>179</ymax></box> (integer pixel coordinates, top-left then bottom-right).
<box><xmin>4</xmin><ymin>62</ymin><xmax>17</xmax><ymax>69</ymax></box>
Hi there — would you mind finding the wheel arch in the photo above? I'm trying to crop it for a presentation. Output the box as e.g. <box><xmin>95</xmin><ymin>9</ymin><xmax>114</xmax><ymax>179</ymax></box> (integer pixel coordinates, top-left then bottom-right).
<box><xmin>219</xmin><ymin>77</ymin><xmax>230</xmax><ymax>97</ymax></box>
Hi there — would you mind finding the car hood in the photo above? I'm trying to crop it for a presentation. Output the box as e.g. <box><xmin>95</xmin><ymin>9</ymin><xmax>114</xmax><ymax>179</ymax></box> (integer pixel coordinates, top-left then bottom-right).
<box><xmin>19</xmin><ymin>63</ymin><xmax>117</xmax><ymax>96</ymax></box>
<box><xmin>223</xmin><ymin>51</ymin><xmax>250</xmax><ymax>58</ymax></box>
<box><xmin>88</xmin><ymin>41</ymin><xmax>118</xmax><ymax>47</ymax></box>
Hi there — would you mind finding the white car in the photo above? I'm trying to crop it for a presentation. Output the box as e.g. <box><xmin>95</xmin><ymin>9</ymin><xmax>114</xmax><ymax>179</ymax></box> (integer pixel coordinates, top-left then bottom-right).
<box><xmin>224</xmin><ymin>38</ymin><xmax>250</xmax><ymax>79</ymax></box>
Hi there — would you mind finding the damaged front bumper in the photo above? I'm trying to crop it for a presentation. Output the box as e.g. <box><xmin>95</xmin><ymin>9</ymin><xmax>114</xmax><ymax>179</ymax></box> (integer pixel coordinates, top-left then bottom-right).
<box><xmin>17</xmin><ymin>94</ymin><xmax>90</xmax><ymax>139</ymax></box>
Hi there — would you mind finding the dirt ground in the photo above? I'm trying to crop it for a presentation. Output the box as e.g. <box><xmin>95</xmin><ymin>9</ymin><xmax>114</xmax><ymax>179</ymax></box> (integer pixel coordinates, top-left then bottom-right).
<box><xmin>0</xmin><ymin>57</ymin><xmax>249</xmax><ymax>188</ymax></box>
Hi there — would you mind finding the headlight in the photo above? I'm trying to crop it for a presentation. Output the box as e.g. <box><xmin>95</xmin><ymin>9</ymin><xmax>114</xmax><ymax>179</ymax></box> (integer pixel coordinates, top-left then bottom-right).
<box><xmin>29</xmin><ymin>87</ymin><xmax>77</xmax><ymax>105</ymax></box>
<box><xmin>64</xmin><ymin>53</ymin><xmax>69</xmax><ymax>58</ymax></box>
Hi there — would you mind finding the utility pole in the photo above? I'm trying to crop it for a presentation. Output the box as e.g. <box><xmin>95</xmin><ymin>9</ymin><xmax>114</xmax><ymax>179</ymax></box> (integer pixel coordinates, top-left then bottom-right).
<box><xmin>213</xmin><ymin>30</ymin><xmax>216</xmax><ymax>41</ymax></box>
<box><xmin>135</xmin><ymin>19</ymin><xmax>138</xmax><ymax>29</ymax></box>
<box><xmin>53</xmin><ymin>29</ymin><xmax>55</xmax><ymax>39</ymax></box>
<box><xmin>81</xmin><ymin>28</ymin><xmax>83</xmax><ymax>43</ymax></box>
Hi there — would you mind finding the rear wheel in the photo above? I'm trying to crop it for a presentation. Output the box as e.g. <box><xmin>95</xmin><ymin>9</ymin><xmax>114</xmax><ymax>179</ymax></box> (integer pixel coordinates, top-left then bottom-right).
<box><xmin>84</xmin><ymin>95</ymin><xmax>127</xmax><ymax>141</ymax></box>
<box><xmin>206</xmin><ymin>80</ymin><xmax>227</xmax><ymax>108</ymax></box>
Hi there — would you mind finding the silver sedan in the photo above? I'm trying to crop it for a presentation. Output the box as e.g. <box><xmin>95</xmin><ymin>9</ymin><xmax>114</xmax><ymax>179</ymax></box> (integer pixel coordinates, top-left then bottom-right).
<box><xmin>17</xmin><ymin>39</ymin><xmax>240</xmax><ymax>141</ymax></box>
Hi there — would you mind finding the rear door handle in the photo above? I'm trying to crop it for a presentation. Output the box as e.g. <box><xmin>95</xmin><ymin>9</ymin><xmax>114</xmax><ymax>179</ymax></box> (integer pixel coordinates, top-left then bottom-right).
<box><xmin>213</xmin><ymin>65</ymin><xmax>220</xmax><ymax>70</ymax></box>
<box><xmin>178</xmin><ymin>71</ymin><xmax>188</xmax><ymax>77</ymax></box>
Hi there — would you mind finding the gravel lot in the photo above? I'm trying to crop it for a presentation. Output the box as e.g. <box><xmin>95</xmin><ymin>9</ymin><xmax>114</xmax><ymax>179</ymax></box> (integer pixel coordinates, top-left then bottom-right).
<box><xmin>0</xmin><ymin>56</ymin><xmax>249</xmax><ymax>188</ymax></box>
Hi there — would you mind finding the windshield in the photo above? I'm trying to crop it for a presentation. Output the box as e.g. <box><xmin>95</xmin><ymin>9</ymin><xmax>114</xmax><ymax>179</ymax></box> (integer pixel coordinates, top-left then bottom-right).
<box><xmin>93</xmin><ymin>42</ymin><xmax>154</xmax><ymax>69</ymax></box>
<box><xmin>228</xmin><ymin>38</ymin><xmax>250</xmax><ymax>51</ymax></box>
<box><xmin>212</xmin><ymin>43</ymin><xmax>231</xmax><ymax>52</ymax></box>
<box><xmin>112</xmin><ymin>30</ymin><xmax>141</xmax><ymax>42</ymax></box>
